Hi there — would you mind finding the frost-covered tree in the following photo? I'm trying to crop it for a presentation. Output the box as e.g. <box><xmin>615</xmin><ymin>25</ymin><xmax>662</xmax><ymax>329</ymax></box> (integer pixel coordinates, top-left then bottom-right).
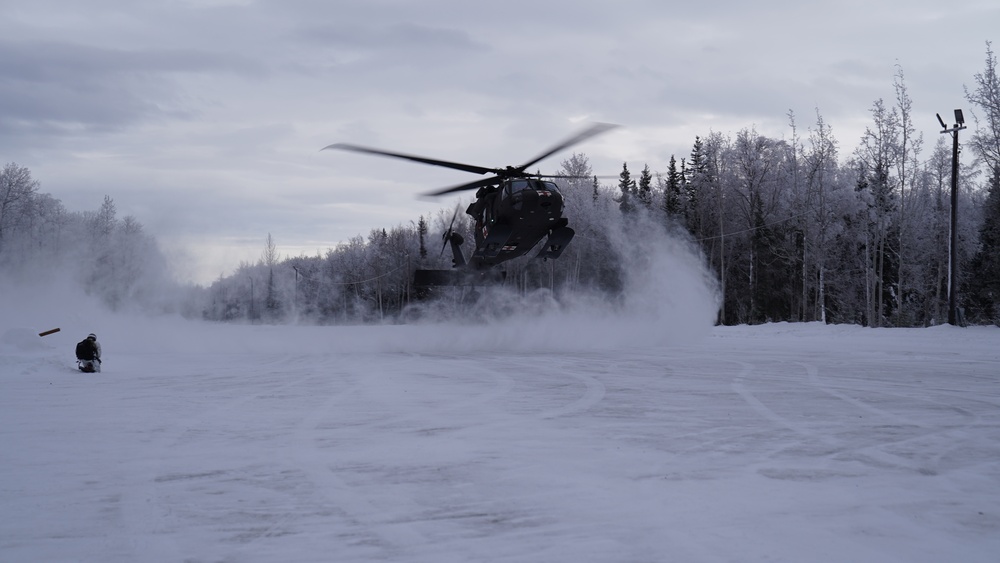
<box><xmin>637</xmin><ymin>164</ymin><xmax>653</xmax><ymax>210</ymax></box>
<box><xmin>0</xmin><ymin>170</ymin><xmax>171</xmax><ymax>313</ymax></box>
<box><xmin>784</xmin><ymin>110</ymin><xmax>810</xmax><ymax>321</ymax></box>
<box><xmin>83</xmin><ymin>195</ymin><xmax>122</xmax><ymax>305</ymax></box>
<box><xmin>854</xmin><ymin>98</ymin><xmax>901</xmax><ymax>326</ymax></box>
<box><xmin>965</xmin><ymin>168</ymin><xmax>1000</xmax><ymax>324</ymax></box>
<box><xmin>804</xmin><ymin>109</ymin><xmax>847</xmax><ymax>323</ymax></box>
<box><xmin>731</xmin><ymin>127</ymin><xmax>788</xmax><ymax>323</ymax></box>
<box><xmin>261</xmin><ymin>233</ymin><xmax>282</xmax><ymax>319</ymax></box>
<box><xmin>893</xmin><ymin>66</ymin><xmax>924</xmax><ymax>325</ymax></box>
<box><xmin>559</xmin><ymin>153</ymin><xmax>593</xmax><ymax>193</ymax></box>
<box><xmin>965</xmin><ymin>41</ymin><xmax>1000</xmax><ymax>175</ymax></box>
<box><xmin>0</xmin><ymin>163</ymin><xmax>40</xmax><ymax>253</ymax></box>
<box><xmin>417</xmin><ymin>215</ymin><xmax>429</xmax><ymax>261</ymax></box>
<box><xmin>963</xmin><ymin>42</ymin><xmax>1000</xmax><ymax>324</ymax></box>
<box><xmin>662</xmin><ymin>155</ymin><xmax>683</xmax><ymax>217</ymax></box>
<box><xmin>685</xmin><ymin>137</ymin><xmax>707</xmax><ymax>235</ymax></box>
<box><xmin>617</xmin><ymin>162</ymin><xmax>635</xmax><ymax>214</ymax></box>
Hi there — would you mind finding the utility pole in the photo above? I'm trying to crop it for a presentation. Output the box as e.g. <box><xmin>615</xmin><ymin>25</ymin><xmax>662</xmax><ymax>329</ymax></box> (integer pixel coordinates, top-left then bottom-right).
<box><xmin>248</xmin><ymin>276</ymin><xmax>255</xmax><ymax>324</ymax></box>
<box><xmin>292</xmin><ymin>265</ymin><xmax>300</xmax><ymax>319</ymax></box>
<box><xmin>937</xmin><ymin>110</ymin><xmax>967</xmax><ymax>326</ymax></box>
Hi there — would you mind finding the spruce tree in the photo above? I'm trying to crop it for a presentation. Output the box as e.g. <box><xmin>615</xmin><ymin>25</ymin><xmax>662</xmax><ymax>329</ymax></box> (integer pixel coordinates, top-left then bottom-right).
<box><xmin>417</xmin><ymin>215</ymin><xmax>428</xmax><ymax>260</ymax></box>
<box><xmin>963</xmin><ymin>42</ymin><xmax>1000</xmax><ymax>324</ymax></box>
<box><xmin>965</xmin><ymin>166</ymin><xmax>1000</xmax><ymax>324</ymax></box>
<box><xmin>618</xmin><ymin>162</ymin><xmax>635</xmax><ymax>214</ymax></box>
<box><xmin>686</xmin><ymin>137</ymin><xmax>706</xmax><ymax>235</ymax></box>
<box><xmin>663</xmin><ymin>155</ymin><xmax>682</xmax><ymax>216</ymax></box>
<box><xmin>637</xmin><ymin>164</ymin><xmax>653</xmax><ymax>210</ymax></box>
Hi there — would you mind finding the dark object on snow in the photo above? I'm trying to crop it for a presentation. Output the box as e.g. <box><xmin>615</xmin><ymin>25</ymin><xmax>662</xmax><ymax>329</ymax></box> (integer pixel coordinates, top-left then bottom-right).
<box><xmin>76</xmin><ymin>339</ymin><xmax>97</xmax><ymax>361</ymax></box>
<box><xmin>39</xmin><ymin>327</ymin><xmax>61</xmax><ymax>337</ymax></box>
<box><xmin>76</xmin><ymin>334</ymin><xmax>102</xmax><ymax>373</ymax></box>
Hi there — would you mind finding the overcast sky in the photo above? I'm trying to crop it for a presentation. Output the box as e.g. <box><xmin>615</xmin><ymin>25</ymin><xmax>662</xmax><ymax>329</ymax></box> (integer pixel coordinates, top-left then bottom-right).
<box><xmin>2</xmin><ymin>0</ymin><xmax>997</xmax><ymax>283</ymax></box>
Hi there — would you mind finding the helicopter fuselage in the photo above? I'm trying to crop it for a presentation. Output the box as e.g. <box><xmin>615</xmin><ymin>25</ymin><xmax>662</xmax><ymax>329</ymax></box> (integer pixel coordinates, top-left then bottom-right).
<box><xmin>466</xmin><ymin>178</ymin><xmax>570</xmax><ymax>268</ymax></box>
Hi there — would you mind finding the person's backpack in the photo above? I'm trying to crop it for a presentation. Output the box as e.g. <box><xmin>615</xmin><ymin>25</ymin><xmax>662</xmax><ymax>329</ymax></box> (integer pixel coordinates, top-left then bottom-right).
<box><xmin>76</xmin><ymin>339</ymin><xmax>95</xmax><ymax>361</ymax></box>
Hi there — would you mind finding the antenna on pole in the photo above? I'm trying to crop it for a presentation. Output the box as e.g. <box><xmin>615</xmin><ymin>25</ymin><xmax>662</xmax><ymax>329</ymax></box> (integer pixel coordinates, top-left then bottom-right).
<box><xmin>938</xmin><ymin>109</ymin><xmax>968</xmax><ymax>326</ymax></box>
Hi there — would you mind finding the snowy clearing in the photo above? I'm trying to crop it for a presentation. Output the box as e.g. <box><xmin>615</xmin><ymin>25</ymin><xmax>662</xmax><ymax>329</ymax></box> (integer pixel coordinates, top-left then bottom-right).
<box><xmin>2</xmin><ymin>315</ymin><xmax>999</xmax><ymax>563</ymax></box>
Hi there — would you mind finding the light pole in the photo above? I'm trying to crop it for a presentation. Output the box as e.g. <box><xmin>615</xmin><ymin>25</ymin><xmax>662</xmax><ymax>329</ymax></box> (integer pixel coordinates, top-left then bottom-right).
<box><xmin>937</xmin><ymin>109</ymin><xmax>967</xmax><ymax>326</ymax></box>
<box><xmin>248</xmin><ymin>276</ymin><xmax>255</xmax><ymax>324</ymax></box>
<box><xmin>292</xmin><ymin>265</ymin><xmax>300</xmax><ymax>319</ymax></box>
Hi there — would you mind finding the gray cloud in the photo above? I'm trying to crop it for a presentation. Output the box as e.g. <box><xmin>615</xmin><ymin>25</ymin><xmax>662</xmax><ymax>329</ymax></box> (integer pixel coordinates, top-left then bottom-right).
<box><xmin>0</xmin><ymin>39</ymin><xmax>264</xmax><ymax>149</ymax></box>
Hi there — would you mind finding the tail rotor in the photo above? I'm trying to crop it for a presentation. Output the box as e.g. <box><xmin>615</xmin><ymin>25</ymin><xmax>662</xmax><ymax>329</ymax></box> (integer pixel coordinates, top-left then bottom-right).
<box><xmin>441</xmin><ymin>206</ymin><xmax>462</xmax><ymax>255</ymax></box>
<box><xmin>440</xmin><ymin>206</ymin><xmax>466</xmax><ymax>267</ymax></box>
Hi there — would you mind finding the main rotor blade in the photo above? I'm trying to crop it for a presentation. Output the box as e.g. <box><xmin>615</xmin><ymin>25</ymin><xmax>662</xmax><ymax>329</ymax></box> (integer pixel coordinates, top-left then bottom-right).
<box><xmin>535</xmin><ymin>174</ymin><xmax>621</xmax><ymax>180</ymax></box>
<box><xmin>424</xmin><ymin>175</ymin><xmax>501</xmax><ymax>197</ymax></box>
<box><xmin>322</xmin><ymin>143</ymin><xmax>495</xmax><ymax>176</ymax></box>
<box><xmin>516</xmin><ymin>122</ymin><xmax>619</xmax><ymax>172</ymax></box>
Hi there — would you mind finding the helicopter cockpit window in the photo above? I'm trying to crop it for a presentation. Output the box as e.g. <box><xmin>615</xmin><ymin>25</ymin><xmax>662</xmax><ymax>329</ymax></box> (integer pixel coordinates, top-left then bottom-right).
<box><xmin>504</xmin><ymin>179</ymin><xmax>563</xmax><ymax>199</ymax></box>
<box><xmin>510</xmin><ymin>180</ymin><xmax>530</xmax><ymax>192</ymax></box>
<box><xmin>504</xmin><ymin>180</ymin><xmax>531</xmax><ymax>199</ymax></box>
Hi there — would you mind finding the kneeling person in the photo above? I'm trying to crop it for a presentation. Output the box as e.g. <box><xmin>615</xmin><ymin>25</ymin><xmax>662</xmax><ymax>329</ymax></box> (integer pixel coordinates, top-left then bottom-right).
<box><xmin>75</xmin><ymin>333</ymin><xmax>102</xmax><ymax>373</ymax></box>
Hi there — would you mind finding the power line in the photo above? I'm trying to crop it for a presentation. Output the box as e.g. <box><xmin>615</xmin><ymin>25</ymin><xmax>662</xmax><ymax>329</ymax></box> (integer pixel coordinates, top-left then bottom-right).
<box><xmin>694</xmin><ymin>206</ymin><xmax>820</xmax><ymax>243</ymax></box>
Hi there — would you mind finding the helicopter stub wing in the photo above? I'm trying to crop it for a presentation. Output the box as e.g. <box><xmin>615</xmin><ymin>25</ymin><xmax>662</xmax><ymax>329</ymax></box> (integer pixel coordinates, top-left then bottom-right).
<box><xmin>476</xmin><ymin>224</ymin><xmax>514</xmax><ymax>259</ymax></box>
<box><xmin>535</xmin><ymin>226</ymin><xmax>575</xmax><ymax>260</ymax></box>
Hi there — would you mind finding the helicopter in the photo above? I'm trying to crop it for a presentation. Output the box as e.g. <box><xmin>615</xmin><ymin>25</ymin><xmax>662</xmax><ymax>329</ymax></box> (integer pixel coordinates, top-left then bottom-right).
<box><xmin>323</xmin><ymin>122</ymin><xmax>618</xmax><ymax>287</ymax></box>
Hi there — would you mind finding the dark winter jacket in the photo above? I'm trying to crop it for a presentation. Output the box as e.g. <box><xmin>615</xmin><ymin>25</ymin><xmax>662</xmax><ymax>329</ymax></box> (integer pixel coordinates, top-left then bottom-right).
<box><xmin>76</xmin><ymin>339</ymin><xmax>99</xmax><ymax>361</ymax></box>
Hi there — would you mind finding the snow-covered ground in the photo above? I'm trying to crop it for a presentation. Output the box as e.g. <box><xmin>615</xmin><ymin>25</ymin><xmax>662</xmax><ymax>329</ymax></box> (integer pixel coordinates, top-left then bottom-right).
<box><xmin>3</xmin><ymin>308</ymin><xmax>999</xmax><ymax>562</ymax></box>
<box><xmin>3</xmin><ymin>237</ymin><xmax>999</xmax><ymax>563</ymax></box>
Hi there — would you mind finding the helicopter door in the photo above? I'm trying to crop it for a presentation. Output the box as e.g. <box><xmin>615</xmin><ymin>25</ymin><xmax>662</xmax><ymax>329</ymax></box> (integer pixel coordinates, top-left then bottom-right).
<box><xmin>484</xmin><ymin>197</ymin><xmax>495</xmax><ymax>225</ymax></box>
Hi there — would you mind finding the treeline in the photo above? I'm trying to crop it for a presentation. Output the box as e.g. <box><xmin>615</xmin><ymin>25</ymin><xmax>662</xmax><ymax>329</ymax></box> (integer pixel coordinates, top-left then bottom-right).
<box><xmin>657</xmin><ymin>57</ymin><xmax>1000</xmax><ymax>327</ymax></box>
<box><xmin>7</xmin><ymin>46</ymin><xmax>998</xmax><ymax>327</ymax></box>
<box><xmin>204</xmin><ymin>48</ymin><xmax>1000</xmax><ymax>327</ymax></box>
<box><xmin>0</xmin><ymin>163</ymin><xmax>179</xmax><ymax>313</ymax></box>
<box><xmin>617</xmin><ymin>121</ymin><xmax>994</xmax><ymax>326</ymax></box>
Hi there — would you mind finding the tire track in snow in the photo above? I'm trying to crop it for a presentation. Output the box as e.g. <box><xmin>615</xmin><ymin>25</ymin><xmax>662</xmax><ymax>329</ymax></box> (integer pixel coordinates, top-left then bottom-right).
<box><xmin>282</xmin><ymin>353</ymin><xmax>605</xmax><ymax>554</ymax></box>
<box><xmin>280</xmin><ymin>355</ymin><xmax>514</xmax><ymax>553</ymax></box>
<box><xmin>187</xmin><ymin>353</ymin><xmax>446</xmax><ymax>560</ymax></box>
<box><xmin>797</xmin><ymin>362</ymin><xmax>994</xmax><ymax>477</ymax></box>
<box><xmin>499</xmin><ymin>356</ymin><xmax>607</xmax><ymax>421</ymax></box>
<box><xmin>730</xmin><ymin>360</ymin><xmax>819</xmax><ymax>439</ymax></box>
<box><xmin>280</xmin><ymin>355</ymin><xmax>519</xmax><ymax>554</ymax></box>
<box><xmin>727</xmin><ymin>359</ymin><xmax>920</xmax><ymax>475</ymax></box>
<box><xmin>422</xmin><ymin>355</ymin><xmax>518</xmax><ymax>413</ymax></box>
<box><xmin>115</xmin><ymin>353</ymin><xmax>319</xmax><ymax>560</ymax></box>
<box><xmin>798</xmin><ymin>361</ymin><xmax>929</xmax><ymax>428</ymax></box>
<box><xmin>732</xmin><ymin>359</ymin><xmax>974</xmax><ymax>477</ymax></box>
<box><xmin>287</xmin><ymin>357</ymin><xmax>428</xmax><ymax>552</ymax></box>
<box><xmin>535</xmin><ymin>360</ymin><xmax>607</xmax><ymax>420</ymax></box>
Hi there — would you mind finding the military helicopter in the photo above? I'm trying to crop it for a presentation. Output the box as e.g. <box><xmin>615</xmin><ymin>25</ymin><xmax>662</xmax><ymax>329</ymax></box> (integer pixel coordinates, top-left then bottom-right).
<box><xmin>323</xmin><ymin>122</ymin><xmax>617</xmax><ymax>286</ymax></box>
